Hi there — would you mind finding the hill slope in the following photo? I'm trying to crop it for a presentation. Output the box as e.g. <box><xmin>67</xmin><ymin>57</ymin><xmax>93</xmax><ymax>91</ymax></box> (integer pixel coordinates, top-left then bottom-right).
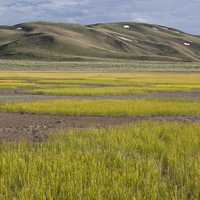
<box><xmin>0</xmin><ymin>21</ymin><xmax>200</xmax><ymax>61</ymax></box>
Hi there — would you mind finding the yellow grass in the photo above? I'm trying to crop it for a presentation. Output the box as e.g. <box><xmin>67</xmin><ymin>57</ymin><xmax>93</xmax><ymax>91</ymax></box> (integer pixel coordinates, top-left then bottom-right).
<box><xmin>1</xmin><ymin>122</ymin><xmax>200</xmax><ymax>199</ymax></box>
<box><xmin>1</xmin><ymin>99</ymin><xmax>200</xmax><ymax>116</ymax></box>
<box><xmin>1</xmin><ymin>72</ymin><xmax>200</xmax><ymax>95</ymax></box>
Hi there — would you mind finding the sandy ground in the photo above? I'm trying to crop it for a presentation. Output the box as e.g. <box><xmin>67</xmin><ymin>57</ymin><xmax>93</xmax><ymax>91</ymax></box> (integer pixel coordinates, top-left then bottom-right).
<box><xmin>0</xmin><ymin>112</ymin><xmax>200</xmax><ymax>142</ymax></box>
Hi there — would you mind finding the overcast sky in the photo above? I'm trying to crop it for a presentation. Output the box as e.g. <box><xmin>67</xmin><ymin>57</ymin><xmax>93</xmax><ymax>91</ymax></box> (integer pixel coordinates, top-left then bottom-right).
<box><xmin>0</xmin><ymin>0</ymin><xmax>199</xmax><ymax>34</ymax></box>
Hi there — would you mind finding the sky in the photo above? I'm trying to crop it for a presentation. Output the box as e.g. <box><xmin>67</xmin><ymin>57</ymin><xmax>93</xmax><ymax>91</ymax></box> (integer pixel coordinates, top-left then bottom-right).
<box><xmin>0</xmin><ymin>0</ymin><xmax>199</xmax><ymax>34</ymax></box>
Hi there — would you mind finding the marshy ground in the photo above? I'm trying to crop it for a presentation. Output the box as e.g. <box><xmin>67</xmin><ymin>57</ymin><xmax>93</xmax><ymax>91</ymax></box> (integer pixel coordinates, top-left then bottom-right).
<box><xmin>1</xmin><ymin>69</ymin><xmax>200</xmax><ymax>199</ymax></box>
<box><xmin>1</xmin><ymin>112</ymin><xmax>200</xmax><ymax>142</ymax></box>
<box><xmin>1</xmin><ymin>71</ymin><xmax>200</xmax><ymax>141</ymax></box>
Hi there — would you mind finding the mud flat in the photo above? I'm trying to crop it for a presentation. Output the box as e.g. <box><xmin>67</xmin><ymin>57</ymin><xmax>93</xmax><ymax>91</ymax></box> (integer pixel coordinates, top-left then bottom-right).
<box><xmin>0</xmin><ymin>112</ymin><xmax>200</xmax><ymax>142</ymax></box>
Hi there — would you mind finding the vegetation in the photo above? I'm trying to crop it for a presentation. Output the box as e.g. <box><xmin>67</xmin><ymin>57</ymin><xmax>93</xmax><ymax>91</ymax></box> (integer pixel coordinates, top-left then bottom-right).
<box><xmin>1</xmin><ymin>122</ymin><xmax>200</xmax><ymax>199</ymax></box>
<box><xmin>1</xmin><ymin>72</ymin><xmax>200</xmax><ymax>95</ymax></box>
<box><xmin>1</xmin><ymin>59</ymin><xmax>200</xmax><ymax>72</ymax></box>
<box><xmin>1</xmin><ymin>70</ymin><xmax>200</xmax><ymax>199</ymax></box>
<box><xmin>1</xmin><ymin>99</ymin><xmax>200</xmax><ymax>117</ymax></box>
<box><xmin>0</xmin><ymin>21</ymin><xmax>200</xmax><ymax>62</ymax></box>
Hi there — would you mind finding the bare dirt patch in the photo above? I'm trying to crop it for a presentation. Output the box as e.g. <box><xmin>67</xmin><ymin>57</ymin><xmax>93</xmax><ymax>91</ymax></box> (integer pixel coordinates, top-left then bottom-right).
<box><xmin>0</xmin><ymin>112</ymin><xmax>138</xmax><ymax>142</ymax></box>
<box><xmin>0</xmin><ymin>112</ymin><xmax>200</xmax><ymax>142</ymax></box>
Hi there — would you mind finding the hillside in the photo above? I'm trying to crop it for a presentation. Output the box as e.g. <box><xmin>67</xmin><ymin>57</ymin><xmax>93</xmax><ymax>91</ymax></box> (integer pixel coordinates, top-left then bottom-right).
<box><xmin>0</xmin><ymin>21</ymin><xmax>200</xmax><ymax>61</ymax></box>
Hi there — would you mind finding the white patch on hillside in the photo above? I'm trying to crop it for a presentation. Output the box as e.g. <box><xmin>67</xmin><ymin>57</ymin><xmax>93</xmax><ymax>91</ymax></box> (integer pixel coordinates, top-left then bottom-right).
<box><xmin>152</xmin><ymin>27</ymin><xmax>158</xmax><ymax>31</ymax></box>
<box><xmin>123</xmin><ymin>25</ymin><xmax>130</xmax><ymax>29</ymax></box>
<box><xmin>16</xmin><ymin>27</ymin><xmax>23</xmax><ymax>30</ymax></box>
<box><xmin>184</xmin><ymin>42</ymin><xmax>191</xmax><ymax>46</ymax></box>
<box><xmin>118</xmin><ymin>36</ymin><xmax>132</xmax><ymax>42</ymax></box>
<box><xmin>160</xmin><ymin>26</ymin><xmax>169</xmax><ymax>30</ymax></box>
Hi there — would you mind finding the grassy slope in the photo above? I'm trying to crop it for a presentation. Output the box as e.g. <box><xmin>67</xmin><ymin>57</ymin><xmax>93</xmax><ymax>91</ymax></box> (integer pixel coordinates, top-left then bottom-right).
<box><xmin>0</xmin><ymin>21</ymin><xmax>200</xmax><ymax>61</ymax></box>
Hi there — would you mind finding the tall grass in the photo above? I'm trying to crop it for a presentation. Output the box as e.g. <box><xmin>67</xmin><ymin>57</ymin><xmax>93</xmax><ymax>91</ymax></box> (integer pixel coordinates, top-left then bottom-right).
<box><xmin>1</xmin><ymin>122</ymin><xmax>200</xmax><ymax>199</ymax></box>
<box><xmin>1</xmin><ymin>99</ymin><xmax>200</xmax><ymax>117</ymax></box>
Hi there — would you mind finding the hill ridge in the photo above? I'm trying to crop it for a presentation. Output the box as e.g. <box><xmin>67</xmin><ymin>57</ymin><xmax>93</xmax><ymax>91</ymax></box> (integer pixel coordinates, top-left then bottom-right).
<box><xmin>0</xmin><ymin>21</ymin><xmax>199</xmax><ymax>61</ymax></box>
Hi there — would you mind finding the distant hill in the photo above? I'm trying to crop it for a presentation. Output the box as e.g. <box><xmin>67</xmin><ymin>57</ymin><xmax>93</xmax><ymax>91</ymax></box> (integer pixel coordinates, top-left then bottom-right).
<box><xmin>0</xmin><ymin>21</ymin><xmax>200</xmax><ymax>62</ymax></box>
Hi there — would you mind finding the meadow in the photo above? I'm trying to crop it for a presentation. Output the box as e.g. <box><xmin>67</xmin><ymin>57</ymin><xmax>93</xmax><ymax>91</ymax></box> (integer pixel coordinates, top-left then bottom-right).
<box><xmin>2</xmin><ymin>99</ymin><xmax>200</xmax><ymax>117</ymax></box>
<box><xmin>1</xmin><ymin>70</ymin><xmax>200</xmax><ymax>199</ymax></box>
<box><xmin>1</xmin><ymin>122</ymin><xmax>200</xmax><ymax>199</ymax></box>
<box><xmin>1</xmin><ymin>71</ymin><xmax>200</xmax><ymax>96</ymax></box>
<box><xmin>1</xmin><ymin>59</ymin><xmax>200</xmax><ymax>72</ymax></box>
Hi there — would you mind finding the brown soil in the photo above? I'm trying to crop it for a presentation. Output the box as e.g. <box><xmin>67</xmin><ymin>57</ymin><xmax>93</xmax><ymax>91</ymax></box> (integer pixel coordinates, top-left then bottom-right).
<box><xmin>0</xmin><ymin>112</ymin><xmax>200</xmax><ymax>142</ymax></box>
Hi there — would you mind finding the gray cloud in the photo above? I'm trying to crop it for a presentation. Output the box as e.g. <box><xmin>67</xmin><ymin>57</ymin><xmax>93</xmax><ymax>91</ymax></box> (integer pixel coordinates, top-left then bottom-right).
<box><xmin>0</xmin><ymin>0</ymin><xmax>199</xmax><ymax>34</ymax></box>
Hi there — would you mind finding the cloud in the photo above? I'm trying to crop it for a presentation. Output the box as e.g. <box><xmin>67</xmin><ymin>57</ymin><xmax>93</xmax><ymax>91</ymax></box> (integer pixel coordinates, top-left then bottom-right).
<box><xmin>0</xmin><ymin>0</ymin><xmax>199</xmax><ymax>34</ymax></box>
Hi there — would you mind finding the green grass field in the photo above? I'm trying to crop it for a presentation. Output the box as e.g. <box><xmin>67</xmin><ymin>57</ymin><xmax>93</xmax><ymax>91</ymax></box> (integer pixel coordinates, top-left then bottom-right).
<box><xmin>1</xmin><ymin>70</ymin><xmax>200</xmax><ymax>199</ymax></box>
<box><xmin>1</xmin><ymin>122</ymin><xmax>200</xmax><ymax>199</ymax></box>
<box><xmin>1</xmin><ymin>59</ymin><xmax>200</xmax><ymax>71</ymax></box>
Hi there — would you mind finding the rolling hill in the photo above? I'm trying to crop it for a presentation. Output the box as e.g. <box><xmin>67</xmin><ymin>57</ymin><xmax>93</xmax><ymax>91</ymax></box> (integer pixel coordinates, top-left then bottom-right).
<box><xmin>0</xmin><ymin>21</ymin><xmax>200</xmax><ymax>62</ymax></box>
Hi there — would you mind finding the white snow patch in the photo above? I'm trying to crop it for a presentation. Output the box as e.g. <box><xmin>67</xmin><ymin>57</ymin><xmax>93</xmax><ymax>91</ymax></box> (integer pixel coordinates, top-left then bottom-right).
<box><xmin>152</xmin><ymin>27</ymin><xmax>158</xmax><ymax>31</ymax></box>
<box><xmin>118</xmin><ymin>36</ymin><xmax>132</xmax><ymax>42</ymax></box>
<box><xmin>160</xmin><ymin>26</ymin><xmax>169</xmax><ymax>30</ymax></box>
<box><xmin>123</xmin><ymin>25</ymin><xmax>130</xmax><ymax>29</ymax></box>
<box><xmin>184</xmin><ymin>42</ymin><xmax>191</xmax><ymax>46</ymax></box>
<box><xmin>16</xmin><ymin>27</ymin><xmax>23</xmax><ymax>30</ymax></box>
